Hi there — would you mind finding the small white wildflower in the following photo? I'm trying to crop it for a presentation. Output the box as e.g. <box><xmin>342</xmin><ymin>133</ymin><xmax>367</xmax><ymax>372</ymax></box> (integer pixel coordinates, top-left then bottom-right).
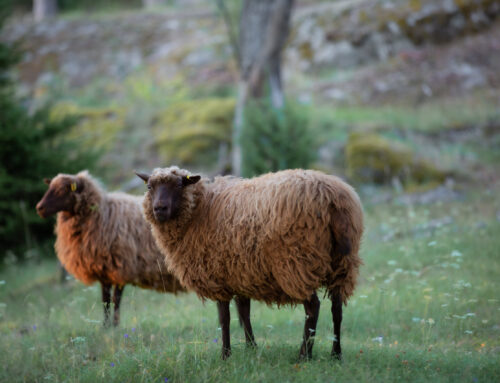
<box><xmin>412</xmin><ymin>317</ymin><xmax>421</xmax><ymax>323</ymax></box>
<box><xmin>0</xmin><ymin>280</ymin><xmax>5</xmax><ymax>285</ymax></box>
<box><xmin>451</xmin><ymin>250</ymin><xmax>463</xmax><ymax>257</ymax></box>
<box><xmin>372</xmin><ymin>336</ymin><xmax>383</xmax><ymax>344</ymax></box>
<box><xmin>359</xmin><ymin>295</ymin><xmax>368</xmax><ymax>299</ymax></box>
<box><xmin>387</xmin><ymin>260</ymin><xmax>397</xmax><ymax>266</ymax></box>
<box><xmin>71</xmin><ymin>336</ymin><xmax>86</xmax><ymax>344</ymax></box>
<box><xmin>80</xmin><ymin>315</ymin><xmax>100</xmax><ymax>324</ymax></box>
<box><xmin>427</xmin><ymin>318</ymin><xmax>435</xmax><ymax>325</ymax></box>
<box><xmin>464</xmin><ymin>330</ymin><xmax>473</xmax><ymax>335</ymax></box>
<box><xmin>266</xmin><ymin>325</ymin><xmax>273</xmax><ymax>329</ymax></box>
<box><xmin>427</xmin><ymin>241</ymin><xmax>437</xmax><ymax>247</ymax></box>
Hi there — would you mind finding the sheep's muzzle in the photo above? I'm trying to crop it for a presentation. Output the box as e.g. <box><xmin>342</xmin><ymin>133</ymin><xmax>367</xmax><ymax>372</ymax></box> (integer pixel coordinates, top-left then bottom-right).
<box><xmin>151</xmin><ymin>184</ymin><xmax>180</xmax><ymax>222</ymax></box>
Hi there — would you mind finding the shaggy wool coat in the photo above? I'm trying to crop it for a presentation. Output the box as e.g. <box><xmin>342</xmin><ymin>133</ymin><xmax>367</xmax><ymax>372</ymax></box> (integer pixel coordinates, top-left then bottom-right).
<box><xmin>54</xmin><ymin>171</ymin><xmax>184</xmax><ymax>293</ymax></box>
<box><xmin>144</xmin><ymin>168</ymin><xmax>363</xmax><ymax>305</ymax></box>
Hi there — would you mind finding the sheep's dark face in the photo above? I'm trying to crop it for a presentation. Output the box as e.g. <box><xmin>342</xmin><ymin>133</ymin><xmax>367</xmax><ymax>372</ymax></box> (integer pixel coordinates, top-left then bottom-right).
<box><xmin>36</xmin><ymin>176</ymin><xmax>81</xmax><ymax>218</ymax></box>
<box><xmin>136</xmin><ymin>171</ymin><xmax>200</xmax><ymax>223</ymax></box>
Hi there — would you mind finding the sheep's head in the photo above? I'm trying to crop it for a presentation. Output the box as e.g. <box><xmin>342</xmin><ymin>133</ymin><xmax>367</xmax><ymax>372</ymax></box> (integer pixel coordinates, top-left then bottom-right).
<box><xmin>36</xmin><ymin>174</ymin><xmax>84</xmax><ymax>218</ymax></box>
<box><xmin>136</xmin><ymin>167</ymin><xmax>200</xmax><ymax>223</ymax></box>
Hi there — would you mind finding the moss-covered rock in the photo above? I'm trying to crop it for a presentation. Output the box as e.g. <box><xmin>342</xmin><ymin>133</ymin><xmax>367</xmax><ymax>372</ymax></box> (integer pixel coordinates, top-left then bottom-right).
<box><xmin>154</xmin><ymin>98</ymin><xmax>235</xmax><ymax>166</ymax></box>
<box><xmin>345</xmin><ymin>132</ymin><xmax>446</xmax><ymax>185</ymax></box>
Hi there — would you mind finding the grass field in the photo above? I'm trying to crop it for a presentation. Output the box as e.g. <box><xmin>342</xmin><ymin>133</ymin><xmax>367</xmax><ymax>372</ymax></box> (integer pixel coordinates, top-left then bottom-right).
<box><xmin>1</xmin><ymin>187</ymin><xmax>499</xmax><ymax>382</ymax></box>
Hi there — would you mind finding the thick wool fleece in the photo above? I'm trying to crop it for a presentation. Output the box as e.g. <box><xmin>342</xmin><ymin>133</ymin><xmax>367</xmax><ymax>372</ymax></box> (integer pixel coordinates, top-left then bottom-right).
<box><xmin>144</xmin><ymin>167</ymin><xmax>363</xmax><ymax>305</ymax></box>
<box><xmin>54</xmin><ymin>171</ymin><xmax>184</xmax><ymax>293</ymax></box>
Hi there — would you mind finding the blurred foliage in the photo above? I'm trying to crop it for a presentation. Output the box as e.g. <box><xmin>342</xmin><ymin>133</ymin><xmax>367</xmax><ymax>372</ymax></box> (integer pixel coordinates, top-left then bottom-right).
<box><xmin>34</xmin><ymin>72</ymin><xmax>207</xmax><ymax>180</ymax></box>
<box><xmin>0</xmin><ymin>1</ymin><xmax>99</xmax><ymax>260</ymax></box>
<box><xmin>241</xmin><ymin>100</ymin><xmax>316</xmax><ymax>178</ymax></box>
<box><xmin>345</xmin><ymin>132</ymin><xmax>446</xmax><ymax>187</ymax></box>
<box><xmin>50</xmin><ymin>102</ymin><xmax>127</xmax><ymax>151</ymax></box>
<box><xmin>154</xmin><ymin>97</ymin><xmax>235</xmax><ymax>166</ymax></box>
<box><xmin>0</xmin><ymin>108</ymin><xmax>100</xmax><ymax>260</ymax></box>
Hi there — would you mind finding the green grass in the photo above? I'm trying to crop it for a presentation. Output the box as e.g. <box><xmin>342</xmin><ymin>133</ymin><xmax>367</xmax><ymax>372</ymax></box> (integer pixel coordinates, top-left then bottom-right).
<box><xmin>311</xmin><ymin>95</ymin><xmax>499</xmax><ymax>138</ymax></box>
<box><xmin>1</xmin><ymin>189</ymin><xmax>499</xmax><ymax>382</ymax></box>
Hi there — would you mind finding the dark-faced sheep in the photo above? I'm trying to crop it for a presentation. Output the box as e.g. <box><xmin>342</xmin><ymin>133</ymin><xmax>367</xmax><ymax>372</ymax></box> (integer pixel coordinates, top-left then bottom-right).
<box><xmin>136</xmin><ymin>167</ymin><xmax>363</xmax><ymax>360</ymax></box>
<box><xmin>36</xmin><ymin>170</ymin><xmax>186</xmax><ymax>327</ymax></box>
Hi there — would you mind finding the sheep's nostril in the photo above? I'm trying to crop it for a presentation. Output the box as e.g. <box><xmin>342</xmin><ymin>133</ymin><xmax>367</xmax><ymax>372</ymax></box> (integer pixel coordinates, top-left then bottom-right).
<box><xmin>36</xmin><ymin>203</ymin><xmax>46</xmax><ymax>217</ymax></box>
<box><xmin>154</xmin><ymin>205</ymin><xmax>167</xmax><ymax>213</ymax></box>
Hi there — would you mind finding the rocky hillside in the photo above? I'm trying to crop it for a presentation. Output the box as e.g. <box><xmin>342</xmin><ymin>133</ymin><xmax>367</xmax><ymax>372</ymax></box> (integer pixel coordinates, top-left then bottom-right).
<box><xmin>1</xmin><ymin>0</ymin><xmax>499</xmax><ymax>105</ymax></box>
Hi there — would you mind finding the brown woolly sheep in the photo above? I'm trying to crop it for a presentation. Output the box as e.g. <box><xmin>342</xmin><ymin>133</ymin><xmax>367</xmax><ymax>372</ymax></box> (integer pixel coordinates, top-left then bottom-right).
<box><xmin>136</xmin><ymin>167</ymin><xmax>364</xmax><ymax>361</ymax></box>
<box><xmin>35</xmin><ymin>170</ymin><xmax>186</xmax><ymax>327</ymax></box>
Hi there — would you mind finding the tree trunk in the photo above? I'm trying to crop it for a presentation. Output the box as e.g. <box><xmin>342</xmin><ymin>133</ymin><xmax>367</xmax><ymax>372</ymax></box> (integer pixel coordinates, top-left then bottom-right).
<box><xmin>142</xmin><ymin>0</ymin><xmax>167</xmax><ymax>8</ymax></box>
<box><xmin>33</xmin><ymin>0</ymin><xmax>58</xmax><ymax>22</ymax></box>
<box><xmin>232</xmin><ymin>0</ymin><xmax>294</xmax><ymax>176</ymax></box>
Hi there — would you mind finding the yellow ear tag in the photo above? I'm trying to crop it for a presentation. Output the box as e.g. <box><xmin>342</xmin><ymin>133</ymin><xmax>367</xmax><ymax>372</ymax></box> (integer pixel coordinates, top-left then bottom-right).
<box><xmin>71</xmin><ymin>183</ymin><xmax>77</xmax><ymax>192</ymax></box>
<box><xmin>187</xmin><ymin>175</ymin><xmax>190</xmax><ymax>179</ymax></box>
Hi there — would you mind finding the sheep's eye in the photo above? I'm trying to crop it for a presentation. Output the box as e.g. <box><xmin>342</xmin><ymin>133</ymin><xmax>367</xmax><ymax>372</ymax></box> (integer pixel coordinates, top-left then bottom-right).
<box><xmin>147</xmin><ymin>185</ymin><xmax>152</xmax><ymax>191</ymax></box>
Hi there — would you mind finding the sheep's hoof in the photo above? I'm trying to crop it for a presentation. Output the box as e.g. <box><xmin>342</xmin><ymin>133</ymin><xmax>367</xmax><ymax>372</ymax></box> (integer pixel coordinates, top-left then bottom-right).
<box><xmin>298</xmin><ymin>351</ymin><xmax>312</xmax><ymax>362</ymax></box>
<box><xmin>221</xmin><ymin>348</ymin><xmax>232</xmax><ymax>360</ymax></box>
<box><xmin>331</xmin><ymin>351</ymin><xmax>342</xmax><ymax>362</ymax></box>
<box><xmin>246</xmin><ymin>340</ymin><xmax>258</xmax><ymax>349</ymax></box>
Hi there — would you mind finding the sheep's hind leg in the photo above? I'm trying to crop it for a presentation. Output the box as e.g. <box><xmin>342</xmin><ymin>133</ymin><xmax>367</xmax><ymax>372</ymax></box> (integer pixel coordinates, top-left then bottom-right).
<box><xmin>298</xmin><ymin>291</ymin><xmax>320</xmax><ymax>360</ymax></box>
<box><xmin>101</xmin><ymin>282</ymin><xmax>112</xmax><ymax>328</ymax></box>
<box><xmin>330</xmin><ymin>289</ymin><xmax>342</xmax><ymax>361</ymax></box>
<box><xmin>112</xmin><ymin>285</ymin><xmax>125</xmax><ymax>327</ymax></box>
<box><xmin>235</xmin><ymin>296</ymin><xmax>257</xmax><ymax>347</ymax></box>
<box><xmin>217</xmin><ymin>300</ymin><xmax>232</xmax><ymax>360</ymax></box>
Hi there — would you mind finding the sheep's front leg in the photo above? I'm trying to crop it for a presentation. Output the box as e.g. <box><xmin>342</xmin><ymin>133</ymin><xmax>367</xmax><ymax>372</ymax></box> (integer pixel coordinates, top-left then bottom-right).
<box><xmin>217</xmin><ymin>300</ymin><xmax>231</xmax><ymax>359</ymax></box>
<box><xmin>299</xmin><ymin>291</ymin><xmax>320</xmax><ymax>360</ymax></box>
<box><xmin>101</xmin><ymin>282</ymin><xmax>112</xmax><ymax>328</ymax></box>
<box><xmin>330</xmin><ymin>290</ymin><xmax>343</xmax><ymax>361</ymax></box>
<box><xmin>235</xmin><ymin>296</ymin><xmax>257</xmax><ymax>347</ymax></box>
<box><xmin>112</xmin><ymin>285</ymin><xmax>125</xmax><ymax>327</ymax></box>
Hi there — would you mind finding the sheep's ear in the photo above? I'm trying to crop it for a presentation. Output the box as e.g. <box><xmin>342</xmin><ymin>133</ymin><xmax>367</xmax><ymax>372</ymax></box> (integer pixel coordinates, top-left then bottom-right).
<box><xmin>71</xmin><ymin>178</ymin><xmax>84</xmax><ymax>193</ymax></box>
<box><xmin>135</xmin><ymin>171</ymin><xmax>150</xmax><ymax>184</ymax></box>
<box><xmin>182</xmin><ymin>175</ymin><xmax>201</xmax><ymax>186</ymax></box>
<box><xmin>43</xmin><ymin>178</ymin><xmax>52</xmax><ymax>185</ymax></box>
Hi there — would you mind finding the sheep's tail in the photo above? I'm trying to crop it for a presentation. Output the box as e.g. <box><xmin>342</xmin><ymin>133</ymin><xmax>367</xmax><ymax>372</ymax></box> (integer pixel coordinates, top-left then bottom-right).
<box><xmin>327</xmin><ymin>196</ymin><xmax>364</xmax><ymax>305</ymax></box>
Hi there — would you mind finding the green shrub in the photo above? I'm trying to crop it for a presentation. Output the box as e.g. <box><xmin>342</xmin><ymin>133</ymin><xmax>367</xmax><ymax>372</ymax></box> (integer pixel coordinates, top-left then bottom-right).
<box><xmin>154</xmin><ymin>98</ymin><xmax>235</xmax><ymax>167</ymax></box>
<box><xmin>50</xmin><ymin>102</ymin><xmax>127</xmax><ymax>151</ymax></box>
<box><xmin>241</xmin><ymin>100</ymin><xmax>316</xmax><ymax>178</ymax></box>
